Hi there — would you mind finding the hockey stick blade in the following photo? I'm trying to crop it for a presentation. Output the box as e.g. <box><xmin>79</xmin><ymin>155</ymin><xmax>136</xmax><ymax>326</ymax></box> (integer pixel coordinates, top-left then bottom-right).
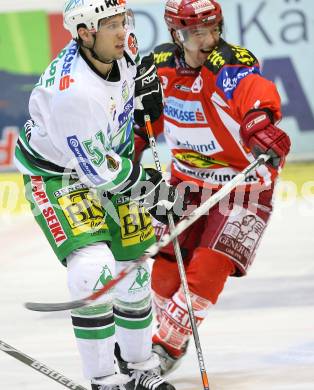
<box><xmin>25</xmin><ymin>263</ymin><xmax>135</xmax><ymax>311</ymax></box>
<box><xmin>25</xmin><ymin>299</ymin><xmax>88</xmax><ymax>312</ymax></box>
<box><xmin>25</xmin><ymin>154</ymin><xmax>269</xmax><ymax>312</ymax></box>
<box><xmin>0</xmin><ymin>339</ymin><xmax>88</xmax><ymax>390</ymax></box>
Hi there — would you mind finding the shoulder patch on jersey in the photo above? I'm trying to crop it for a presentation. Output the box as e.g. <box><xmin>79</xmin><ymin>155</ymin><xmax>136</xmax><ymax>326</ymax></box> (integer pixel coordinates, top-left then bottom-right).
<box><xmin>229</xmin><ymin>44</ymin><xmax>257</xmax><ymax>66</ymax></box>
<box><xmin>205</xmin><ymin>39</ymin><xmax>258</xmax><ymax>75</ymax></box>
<box><xmin>124</xmin><ymin>28</ymin><xmax>140</xmax><ymax>64</ymax></box>
<box><xmin>215</xmin><ymin>64</ymin><xmax>261</xmax><ymax>100</ymax></box>
<box><xmin>153</xmin><ymin>43</ymin><xmax>177</xmax><ymax>68</ymax></box>
<box><xmin>128</xmin><ymin>33</ymin><xmax>138</xmax><ymax>56</ymax></box>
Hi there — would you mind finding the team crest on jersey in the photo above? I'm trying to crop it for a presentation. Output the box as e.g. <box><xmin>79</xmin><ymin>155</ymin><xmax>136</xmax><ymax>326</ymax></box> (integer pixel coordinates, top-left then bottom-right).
<box><xmin>106</xmin><ymin>154</ymin><xmax>120</xmax><ymax>171</ymax></box>
<box><xmin>128</xmin><ymin>33</ymin><xmax>138</xmax><ymax>56</ymax></box>
<box><xmin>191</xmin><ymin>75</ymin><xmax>204</xmax><ymax>93</ymax></box>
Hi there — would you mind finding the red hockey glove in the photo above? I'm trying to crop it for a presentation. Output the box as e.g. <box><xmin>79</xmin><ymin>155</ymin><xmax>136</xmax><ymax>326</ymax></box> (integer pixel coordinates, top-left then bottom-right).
<box><xmin>240</xmin><ymin>109</ymin><xmax>291</xmax><ymax>168</ymax></box>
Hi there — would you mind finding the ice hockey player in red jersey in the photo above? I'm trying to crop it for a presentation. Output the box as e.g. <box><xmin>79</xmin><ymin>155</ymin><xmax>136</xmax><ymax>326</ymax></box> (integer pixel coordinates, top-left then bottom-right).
<box><xmin>134</xmin><ymin>0</ymin><xmax>291</xmax><ymax>375</ymax></box>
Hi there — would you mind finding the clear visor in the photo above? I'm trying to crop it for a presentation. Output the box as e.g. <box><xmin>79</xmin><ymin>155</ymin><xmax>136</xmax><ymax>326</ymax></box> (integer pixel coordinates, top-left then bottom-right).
<box><xmin>98</xmin><ymin>9</ymin><xmax>135</xmax><ymax>33</ymax></box>
<box><xmin>126</xmin><ymin>9</ymin><xmax>135</xmax><ymax>29</ymax></box>
<box><xmin>176</xmin><ymin>23</ymin><xmax>220</xmax><ymax>51</ymax></box>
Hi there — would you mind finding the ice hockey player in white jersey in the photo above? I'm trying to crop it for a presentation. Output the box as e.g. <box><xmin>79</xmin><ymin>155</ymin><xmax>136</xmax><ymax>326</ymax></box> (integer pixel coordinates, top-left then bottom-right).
<box><xmin>14</xmin><ymin>1</ymin><xmax>181</xmax><ymax>389</ymax></box>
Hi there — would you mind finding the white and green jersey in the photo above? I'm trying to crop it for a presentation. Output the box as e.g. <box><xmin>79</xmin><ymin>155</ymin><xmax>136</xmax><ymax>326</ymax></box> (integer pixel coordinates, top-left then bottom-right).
<box><xmin>15</xmin><ymin>30</ymin><xmax>145</xmax><ymax>193</ymax></box>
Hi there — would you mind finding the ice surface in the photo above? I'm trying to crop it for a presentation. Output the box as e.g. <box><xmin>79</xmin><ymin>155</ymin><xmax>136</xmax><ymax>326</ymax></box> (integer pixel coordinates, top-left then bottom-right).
<box><xmin>1</xmin><ymin>199</ymin><xmax>313</xmax><ymax>390</ymax></box>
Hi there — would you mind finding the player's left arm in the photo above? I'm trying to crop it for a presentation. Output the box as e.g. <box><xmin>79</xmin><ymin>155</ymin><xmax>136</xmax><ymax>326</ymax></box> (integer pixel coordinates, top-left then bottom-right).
<box><xmin>234</xmin><ymin>72</ymin><xmax>291</xmax><ymax>169</ymax></box>
<box><xmin>209</xmin><ymin>42</ymin><xmax>290</xmax><ymax>168</ymax></box>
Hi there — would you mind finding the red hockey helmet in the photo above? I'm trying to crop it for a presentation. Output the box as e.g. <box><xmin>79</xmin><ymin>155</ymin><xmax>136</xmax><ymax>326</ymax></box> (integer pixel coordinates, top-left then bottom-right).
<box><xmin>164</xmin><ymin>0</ymin><xmax>222</xmax><ymax>31</ymax></box>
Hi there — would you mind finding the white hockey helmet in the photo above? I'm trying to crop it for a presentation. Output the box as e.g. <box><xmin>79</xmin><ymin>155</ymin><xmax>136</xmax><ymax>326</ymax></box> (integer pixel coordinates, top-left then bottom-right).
<box><xmin>63</xmin><ymin>0</ymin><xmax>127</xmax><ymax>39</ymax></box>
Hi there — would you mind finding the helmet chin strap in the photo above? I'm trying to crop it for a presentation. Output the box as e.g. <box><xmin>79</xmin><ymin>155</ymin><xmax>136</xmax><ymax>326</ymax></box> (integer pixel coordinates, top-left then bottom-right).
<box><xmin>83</xmin><ymin>34</ymin><xmax>114</xmax><ymax>65</ymax></box>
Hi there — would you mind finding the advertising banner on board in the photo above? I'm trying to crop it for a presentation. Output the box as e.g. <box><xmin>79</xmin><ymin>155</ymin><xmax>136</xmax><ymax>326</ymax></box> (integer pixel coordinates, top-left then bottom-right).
<box><xmin>0</xmin><ymin>0</ymin><xmax>313</xmax><ymax>171</ymax></box>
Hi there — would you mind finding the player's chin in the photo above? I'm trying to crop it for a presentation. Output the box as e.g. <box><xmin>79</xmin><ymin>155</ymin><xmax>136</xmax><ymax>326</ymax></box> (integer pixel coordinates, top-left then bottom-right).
<box><xmin>114</xmin><ymin>53</ymin><xmax>124</xmax><ymax>60</ymax></box>
<box><xmin>115</xmin><ymin>44</ymin><xmax>125</xmax><ymax>57</ymax></box>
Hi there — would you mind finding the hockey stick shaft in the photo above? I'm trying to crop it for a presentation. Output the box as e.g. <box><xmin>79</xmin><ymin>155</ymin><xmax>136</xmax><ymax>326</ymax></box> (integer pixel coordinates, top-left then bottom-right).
<box><xmin>144</xmin><ymin>115</ymin><xmax>210</xmax><ymax>390</ymax></box>
<box><xmin>0</xmin><ymin>339</ymin><xmax>88</xmax><ymax>390</ymax></box>
<box><xmin>25</xmin><ymin>154</ymin><xmax>268</xmax><ymax>312</ymax></box>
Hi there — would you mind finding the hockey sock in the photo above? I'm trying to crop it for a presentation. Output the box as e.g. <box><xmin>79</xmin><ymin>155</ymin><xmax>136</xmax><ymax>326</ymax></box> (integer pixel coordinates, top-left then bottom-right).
<box><xmin>153</xmin><ymin>292</ymin><xmax>170</xmax><ymax>324</ymax></box>
<box><xmin>114</xmin><ymin>261</ymin><xmax>153</xmax><ymax>363</ymax></box>
<box><xmin>67</xmin><ymin>242</ymin><xmax>117</xmax><ymax>379</ymax></box>
<box><xmin>154</xmin><ymin>287</ymin><xmax>212</xmax><ymax>358</ymax></box>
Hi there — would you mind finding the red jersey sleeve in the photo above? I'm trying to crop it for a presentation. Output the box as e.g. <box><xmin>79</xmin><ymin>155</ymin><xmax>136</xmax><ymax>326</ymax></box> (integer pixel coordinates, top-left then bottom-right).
<box><xmin>228</xmin><ymin>73</ymin><xmax>282</xmax><ymax>123</ymax></box>
<box><xmin>205</xmin><ymin>41</ymin><xmax>282</xmax><ymax>123</ymax></box>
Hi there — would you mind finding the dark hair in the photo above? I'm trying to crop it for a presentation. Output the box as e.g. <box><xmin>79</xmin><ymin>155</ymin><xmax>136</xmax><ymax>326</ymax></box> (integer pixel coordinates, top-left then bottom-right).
<box><xmin>76</xmin><ymin>23</ymin><xmax>87</xmax><ymax>44</ymax></box>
